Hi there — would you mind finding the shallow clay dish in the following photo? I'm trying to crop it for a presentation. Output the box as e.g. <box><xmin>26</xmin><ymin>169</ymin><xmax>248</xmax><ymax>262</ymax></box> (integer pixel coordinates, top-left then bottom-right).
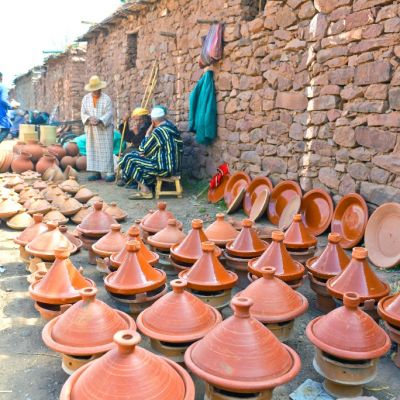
<box><xmin>243</xmin><ymin>176</ymin><xmax>273</xmax><ymax>216</ymax></box>
<box><xmin>365</xmin><ymin>203</ymin><xmax>400</xmax><ymax>269</ymax></box>
<box><xmin>331</xmin><ymin>193</ymin><xmax>368</xmax><ymax>249</ymax></box>
<box><xmin>267</xmin><ymin>181</ymin><xmax>302</xmax><ymax>225</ymax></box>
<box><xmin>208</xmin><ymin>175</ymin><xmax>230</xmax><ymax>204</ymax></box>
<box><xmin>278</xmin><ymin>195</ymin><xmax>301</xmax><ymax>232</ymax></box>
<box><xmin>300</xmin><ymin>189</ymin><xmax>333</xmax><ymax>236</ymax></box>
<box><xmin>226</xmin><ymin>187</ymin><xmax>246</xmax><ymax>214</ymax></box>
<box><xmin>223</xmin><ymin>172</ymin><xmax>251</xmax><ymax>209</ymax></box>
<box><xmin>249</xmin><ymin>189</ymin><xmax>270</xmax><ymax>222</ymax></box>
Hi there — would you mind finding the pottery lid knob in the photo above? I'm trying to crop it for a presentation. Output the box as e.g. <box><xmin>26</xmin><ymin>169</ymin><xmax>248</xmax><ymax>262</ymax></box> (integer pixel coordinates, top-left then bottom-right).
<box><xmin>59</xmin><ymin>225</ymin><xmax>67</xmax><ymax>233</ymax></box>
<box><xmin>128</xmin><ymin>226</ymin><xmax>140</xmax><ymax>237</ymax></box>
<box><xmin>114</xmin><ymin>330</ymin><xmax>141</xmax><ymax>355</ymax></box>
<box><xmin>110</xmin><ymin>224</ymin><xmax>121</xmax><ymax>231</ymax></box>
<box><xmin>93</xmin><ymin>201</ymin><xmax>103</xmax><ymax>210</ymax></box>
<box><xmin>32</xmin><ymin>213</ymin><xmax>44</xmax><ymax>222</ymax></box>
<box><xmin>261</xmin><ymin>266</ymin><xmax>276</xmax><ymax>279</ymax></box>
<box><xmin>192</xmin><ymin>219</ymin><xmax>203</xmax><ymax>229</ymax></box>
<box><xmin>167</xmin><ymin>219</ymin><xmax>177</xmax><ymax>226</ymax></box>
<box><xmin>110</xmin><ymin>201</ymin><xmax>117</xmax><ymax>207</ymax></box>
<box><xmin>216</xmin><ymin>213</ymin><xmax>225</xmax><ymax>220</ymax></box>
<box><xmin>171</xmin><ymin>279</ymin><xmax>187</xmax><ymax>293</ymax></box>
<box><xmin>352</xmin><ymin>247</ymin><xmax>368</xmax><ymax>260</ymax></box>
<box><xmin>202</xmin><ymin>241</ymin><xmax>215</xmax><ymax>252</ymax></box>
<box><xmin>242</xmin><ymin>219</ymin><xmax>253</xmax><ymax>228</ymax></box>
<box><xmin>126</xmin><ymin>240</ymin><xmax>141</xmax><ymax>252</ymax></box>
<box><xmin>46</xmin><ymin>221</ymin><xmax>58</xmax><ymax>230</ymax></box>
<box><xmin>135</xmin><ymin>219</ymin><xmax>142</xmax><ymax>224</ymax></box>
<box><xmin>80</xmin><ymin>286</ymin><xmax>97</xmax><ymax>301</ymax></box>
<box><xmin>54</xmin><ymin>247</ymin><xmax>70</xmax><ymax>259</ymax></box>
<box><xmin>343</xmin><ymin>292</ymin><xmax>361</xmax><ymax>309</ymax></box>
<box><xmin>293</xmin><ymin>214</ymin><xmax>302</xmax><ymax>222</ymax></box>
<box><xmin>157</xmin><ymin>201</ymin><xmax>167</xmax><ymax>211</ymax></box>
<box><xmin>328</xmin><ymin>232</ymin><xmax>342</xmax><ymax>243</ymax></box>
<box><xmin>271</xmin><ymin>230</ymin><xmax>284</xmax><ymax>241</ymax></box>
<box><xmin>231</xmin><ymin>297</ymin><xmax>253</xmax><ymax>318</ymax></box>
<box><xmin>34</xmin><ymin>270</ymin><xmax>47</xmax><ymax>281</ymax></box>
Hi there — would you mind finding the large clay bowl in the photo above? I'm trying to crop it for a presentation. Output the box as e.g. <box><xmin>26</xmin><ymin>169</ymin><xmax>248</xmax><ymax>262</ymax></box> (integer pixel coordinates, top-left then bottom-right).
<box><xmin>300</xmin><ymin>189</ymin><xmax>333</xmax><ymax>236</ymax></box>
<box><xmin>267</xmin><ymin>181</ymin><xmax>302</xmax><ymax>225</ymax></box>
<box><xmin>365</xmin><ymin>203</ymin><xmax>400</xmax><ymax>269</ymax></box>
<box><xmin>331</xmin><ymin>193</ymin><xmax>368</xmax><ymax>249</ymax></box>
<box><xmin>243</xmin><ymin>176</ymin><xmax>273</xmax><ymax>216</ymax></box>
<box><xmin>223</xmin><ymin>172</ymin><xmax>251</xmax><ymax>208</ymax></box>
<box><xmin>208</xmin><ymin>175</ymin><xmax>230</xmax><ymax>204</ymax></box>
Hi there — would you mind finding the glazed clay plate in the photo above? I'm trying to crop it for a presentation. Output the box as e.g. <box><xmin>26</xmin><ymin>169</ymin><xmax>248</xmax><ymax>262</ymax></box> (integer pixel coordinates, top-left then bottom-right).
<box><xmin>243</xmin><ymin>176</ymin><xmax>273</xmax><ymax>216</ymax></box>
<box><xmin>267</xmin><ymin>181</ymin><xmax>302</xmax><ymax>225</ymax></box>
<box><xmin>278</xmin><ymin>195</ymin><xmax>301</xmax><ymax>232</ymax></box>
<box><xmin>331</xmin><ymin>193</ymin><xmax>368</xmax><ymax>249</ymax></box>
<box><xmin>365</xmin><ymin>203</ymin><xmax>400</xmax><ymax>269</ymax></box>
<box><xmin>208</xmin><ymin>174</ymin><xmax>230</xmax><ymax>204</ymax></box>
<box><xmin>300</xmin><ymin>189</ymin><xmax>333</xmax><ymax>236</ymax></box>
<box><xmin>227</xmin><ymin>188</ymin><xmax>246</xmax><ymax>214</ymax></box>
<box><xmin>249</xmin><ymin>189</ymin><xmax>270</xmax><ymax>222</ymax></box>
<box><xmin>224</xmin><ymin>172</ymin><xmax>251</xmax><ymax>209</ymax></box>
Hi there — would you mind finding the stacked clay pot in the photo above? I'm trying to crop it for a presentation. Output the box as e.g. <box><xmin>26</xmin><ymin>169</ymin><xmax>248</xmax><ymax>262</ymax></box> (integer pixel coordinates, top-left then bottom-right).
<box><xmin>36</xmin><ymin>153</ymin><xmax>58</xmax><ymax>175</ymax></box>
<box><xmin>48</xmin><ymin>143</ymin><xmax>67</xmax><ymax>160</ymax></box>
<box><xmin>24</xmin><ymin>140</ymin><xmax>44</xmax><ymax>163</ymax></box>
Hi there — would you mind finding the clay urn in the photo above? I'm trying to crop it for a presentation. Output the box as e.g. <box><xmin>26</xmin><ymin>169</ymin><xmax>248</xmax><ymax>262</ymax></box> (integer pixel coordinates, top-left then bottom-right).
<box><xmin>179</xmin><ymin>241</ymin><xmax>238</xmax><ymax>310</ymax></box>
<box><xmin>0</xmin><ymin>197</ymin><xmax>23</xmax><ymax>219</ymax></box>
<box><xmin>14</xmin><ymin>213</ymin><xmax>48</xmax><ymax>247</ymax></box>
<box><xmin>13</xmin><ymin>141</ymin><xmax>25</xmax><ymax>154</ymax></box>
<box><xmin>104</xmin><ymin>240</ymin><xmax>167</xmax><ymax>315</ymax></box>
<box><xmin>60</xmin><ymin>330</ymin><xmax>195</xmax><ymax>400</ymax></box>
<box><xmin>378</xmin><ymin>293</ymin><xmax>400</xmax><ymax>368</ymax></box>
<box><xmin>27</xmin><ymin>198</ymin><xmax>52</xmax><ymax>215</ymax></box>
<box><xmin>43</xmin><ymin>207</ymin><xmax>69</xmax><ymax>225</ymax></box>
<box><xmin>24</xmin><ymin>140</ymin><xmax>43</xmax><ymax>163</ymax></box>
<box><xmin>59</xmin><ymin>195</ymin><xmax>82</xmax><ymax>217</ymax></box>
<box><xmin>74</xmin><ymin>185</ymin><xmax>94</xmax><ymax>203</ymax></box>
<box><xmin>104</xmin><ymin>202</ymin><xmax>128</xmax><ymax>222</ymax></box>
<box><xmin>25</xmin><ymin>222</ymin><xmax>77</xmax><ymax>261</ymax></box>
<box><xmin>137</xmin><ymin>279</ymin><xmax>222</xmax><ymax>362</ymax></box>
<box><xmin>65</xmin><ymin>142</ymin><xmax>79</xmax><ymax>157</ymax></box>
<box><xmin>77</xmin><ymin>201</ymin><xmax>117</xmax><ymax>238</ymax></box>
<box><xmin>6</xmin><ymin>209</ymin><xmax>34</xmax><ymax>230</ymax></box>
<box><xmin>236</xmin><ymin>267</ymin><xmax>308</xmax><ymax>342</ymax></box>
<box><xmin>147</xmin><ymin>219</ymin><xmax>187</xmax><ymax>251</ymax></box>
<box><xmin>306</xmin><ymin>233</ymin><xmax>350</xmax><ymax>312</ymax></box>
<box><xmin>71</xmin><ymin>204</ymin><xmax>91</xmax><ymax>224</ymax></box>
<box><xmin>185</xmin><ymin>297</ymin><xmax>301</xmax><ymax>399</ymax></box>
<box><xmin>48</xmin><ymin>143</ymin><xmax>67</xmax><ymax>160</ymax></box>
<box><xmin>33</xmin><ymin>180</ymin><xmax>47</xmax><ymax>190</ymax></box>
<box><xmin>29</xmin><ymin>248</ymin><xmax>95</xmax><ymax>320</ymax></box>
<box><xmin>306</xmin><ymin>292</ymin><xmax>391</xmax><ymax>398</ymax></box>
<box><xmin>75</xmin><ymin>155</ymin><xmax>87</xmax><ymax>171</ymax></box>
<box><xmin>60</xmin><ymin>155</ymin><xmax>76</xmax><ymax>170</ymax></box>
<box><xmin>36</xmin><ymin>153</ymin><xmax>58</xmax><ymax>175</ymax></box>
<box><xmin>59</xmin><ymin>176</ymin><xmax>80</xmax><ymax>194</ymax></box>
<box><xmin>92</xmin><ymin>224</ymin><xmax>126</xmax><ymax>258</ymax></box>
<box><xmin>42</xmin><ymin>286</ymin><xmax>135</xmax><ymax>374</ymax></box>
<box><xmin>248</xmin><ymin>230</ymin><xmax>305</xmax><ymax>289</ymax></box>
<box><xmin>59</xmin><ymin>226</ymin><xmax>83</xmax><ymax>251</ymax></box>
<box><xmin>43</xmin><ymin>184</ymin><xmax>64</xmax><ymax>202</ymax></box>
<box><xmin>327</xmin><ymin>247</ymin><xmax>390</xmax><ymax>320</ymax></box>
<box><xmin>140</xmin><ymin>201</ymin><xmax>183</xmax><ymax>234</ymax></box>
<box><xmin>204</xmin><ymin>213</ymin><xmax>239</xmax><ymax>247</ymax></box>
<box><xmin>11</xmin><ymin>151</ymin><xmax>34</xmax><ymax>174</ymax></box>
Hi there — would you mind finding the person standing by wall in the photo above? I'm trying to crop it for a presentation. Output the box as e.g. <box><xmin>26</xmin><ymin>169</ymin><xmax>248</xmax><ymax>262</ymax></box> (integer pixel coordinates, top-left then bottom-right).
<box><xmin>0</xmin><ymin>72</ymin><xmax>13</xmax><ymax>143</ymax></box>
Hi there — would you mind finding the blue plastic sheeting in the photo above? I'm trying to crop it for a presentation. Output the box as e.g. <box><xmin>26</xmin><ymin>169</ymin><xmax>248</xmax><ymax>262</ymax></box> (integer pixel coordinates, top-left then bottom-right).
<box><xmin>290</xmin><ymin>379</ymin><xmax>334</xmax><ymax>400</ymax></box>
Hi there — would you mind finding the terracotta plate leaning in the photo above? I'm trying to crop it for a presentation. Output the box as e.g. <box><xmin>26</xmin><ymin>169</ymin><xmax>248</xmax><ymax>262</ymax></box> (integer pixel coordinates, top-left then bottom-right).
<box><xmin>278</xmin><ymin>195</ymin><xmax>301</xmax><ymax>232</ymax></box>
<box><xmin>242</xmin><ymin>176</ymin><xmax>273</xmax><ymax>216</ymax></box>
<box><xmin>365</xmin><ymin>203</ymin><xmax>400</xmax><ymax>269</ymax></box>
<box><xmin>331</xmin><ymin>193</ymin><xmax>368</xmax><ymax>249</ymax></box>
<box><xmin>300</xmin><ymin>189</ymin><xmax>333</xmax><ymax>236</ymax></box>
<box><xmin>249</xmin><ymin>189</ymin><xmax>270</xmax><ymax>222</ymax></box>
<box><xmin>208</xmin><ymin>174</ymin><xmax>230</xmax><ymax>204</ymax></box>
<box><xmin>224</xmin><ymin>172</ymin><xmax>251</xmax><ymax>210</ymax></box>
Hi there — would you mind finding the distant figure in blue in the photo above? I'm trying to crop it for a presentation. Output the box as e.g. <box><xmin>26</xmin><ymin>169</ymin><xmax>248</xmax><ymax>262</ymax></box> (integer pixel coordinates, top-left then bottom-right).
<box><xmin>0</xmin><ymin>72</ymin><xmax>13</xmax><ymax>143</ymax></box>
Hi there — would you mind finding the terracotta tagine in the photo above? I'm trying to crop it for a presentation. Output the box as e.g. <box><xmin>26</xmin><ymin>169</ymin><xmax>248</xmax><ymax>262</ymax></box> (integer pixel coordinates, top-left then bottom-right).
<box><xmin>204</xmin><ymin>213</ymin><xmax>239</xmax><ymax>247</ymax></box>
<box><xmin>327</xmin><ymin>247</ymin><xmax>390</xmax><ymax>321</ymax></box>
<box><xmin>11</xmin><ymin>151</ymin><xmax>34</xmax><ymax>174</ymax></box>
<box><xmin>185</xmin><ymin>297</ymin><xmax>301</xmax><ymax>399</ymax></box>
<box><xmin>59</xmin><ymin>195</ymin><xmax>82</xmax><ymax>217</ymax></box>
<box><xmin>104</xmin><ymin>240</ymin><xmax>167</xmax><ymax>315</ymax></box>
<box><xmin>59</xmin><ymin>226</ymin><xmax>83</xmax><ymax>251</ymax></box>
<box><xmin>140</xmin><ymin>201</ymin><xmax>183</xmax><ymax>235</ymax></box>
<box><xmin>223</xmin><ymin>171</ymin><xmax>251</xmax><ymax>212</ymax></box>
<box><xmin>29</xmin><ymin>248</ymin><xmax>95</xmax><ymax>320</ymax></box>
<box><xmin>306</xmin><ymin>292</ymin><xmax>391</xmax><ymax>398</ymax></box>
<box><xmin>6</xmin><ymin>209</ymin><xmax>33</xmax><ymax>230</ymax></box>
<box><xmin>74</xmin><ymin>186</ymin><xmax>94</xmax><ymax>203</ymax></box>
<box><xmin>43</xmin><ymin>184</ymin><xmax>64</xmax><ymax>202</ymax></box>
<box><xmin>236</xmin><ymin>267</ymin><xmax>308</xmax><ymax>342</ymax></box>
<box><xmin>378</xmin><ymin>293</ymin><xmax>400</xmax><ymax>368</ymax></box>
<box><xmin>65</xmin><ymin>142</ymin><xmax>79</xmax><ymax>157</ymax></box>
<box><xmin>179</xmin><ymin>241</ymin><xmax>238</xmax><ymax>310</ymax></box>
<box><xmin>33</xmin><ymin>180</ymin><xmax>47</xmax><ymax>190</ymax></box>
<box><xmin>25</xmin><ymin>222</ymin><xmax>77</xmax><ymax>261</ymax></box>
<box><xmin>0</xmin><ymin>197</ymin><xmax>23</xmax><ymax>219</ymax></box>
<box><xmin>22</xmin><ymin>195</ymin><xmax>38</xmax><ymax>210</ymax></box>
<box><xmin>75</xmin><ymin>155</ymin><xmax>87</xmax><ymax>171</ymax></box>
<box><xmin>306</xmin><ymin>233</ymin><xmax>350</xmax><ymax>312</ymax></box>
<box><xmin>243</xmin><ymin>176</ymin><xmax>273</xmax><ymax>216</ymax></box>
<box><xmin>64</xmin><ymin>164</ymin><xmax>78</xmax><ymax>180</ymax></box>
<box><xmin>24</xmin><ymin>139</ymin><xmax>44</xmax><ymax>162</ymax></box>
<box><xmin>13</xmin><ymin>182</ymin><xmax>27</xmax><ymax>193</ymax></box>
<box><xmin>283</xmin><ymin>214</ymin><xmax>318</xmax><ymax>264</ymax></box>
<box><xmin>71</xmin><ymin>204</ymin><xmax>91</xmax><ymax>225</ymax></box>
<box><xmin>59</xmin><ymin>176</ymin><xmax>80</xmax><ymax>194</ymax></box>
<box><xmin>43</xmin><ymin>207</ymin><xmax>69</xmax><ymax>225</ymax></box>
<box><xmin>36</xmin><ymin>153</ymin><xmax>58</xmax><ymax>175</ymax></box>
<box><xmin>42</xmin><ymin>286</ymin><xmax>135</xmax><ymax>374</ymax></box>
<box><xmin>77</xmin><ymin>201</ymin><xmax>117</xmax><ymax>238</ymax></box>
<box><xmin>104</xmin><ymin>202</ymin><xmax>128</xmax><ymax>222</ymax></box>
<box><xmin>248</xmin><ymin>230</ymin><xmax>305</xmax><ymax>289</ymax></box>
<box><xmin>78</xmin><ymin>233</ymin><xmax>98</xmax><ymax>266</ymax></box>
<box><xmin>51</xmin><ymin>192</ymin><xmax>68</xmax><ymax>209</ymax></box>
<box><xmin>137</xmin><ymin>279</ymin><xmax>222</xmax><ymax>362</ymax></box>
<box><xmin>48</xmin><ymin>143</ymin><xmax>67</xmax><ymax>160</ymax></box>
<box><xmin>60</xmin><ymin>155</ymin><xmax>77</xmax><ymax>170</ymax></box>
<box><xmin>27</xmin><ymin>198</ymin><xmax>52</xmax><ymax>215</ymax></box>
<box><xmin>92</xmin><ymin>224</ymin><xmax>126</xmax><ymax>258</ymax></box>
<box><xmin>60</xmin><ymin>330</ymin><xmax>195</xmax><ymax>400</ymax></box>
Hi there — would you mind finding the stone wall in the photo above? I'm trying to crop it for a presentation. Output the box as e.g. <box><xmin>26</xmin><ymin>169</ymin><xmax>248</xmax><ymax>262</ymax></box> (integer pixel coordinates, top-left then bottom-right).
<box><xmin>13</xmin><ymin>68</ymin><xmax>41</xmax><ymax>111</ymax></box>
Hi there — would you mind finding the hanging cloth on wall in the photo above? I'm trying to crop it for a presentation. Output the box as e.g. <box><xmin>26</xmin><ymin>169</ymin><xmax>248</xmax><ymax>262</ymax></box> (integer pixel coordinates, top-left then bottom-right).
<box><xmin>199</xmin><ymin>23</ymin><xmax>224</xmax><ymax>68</ymax></box>
<box><xmin>189</xmin><ymin>70</ymin><xmax>217</xmax><ymax>145</ymax></box>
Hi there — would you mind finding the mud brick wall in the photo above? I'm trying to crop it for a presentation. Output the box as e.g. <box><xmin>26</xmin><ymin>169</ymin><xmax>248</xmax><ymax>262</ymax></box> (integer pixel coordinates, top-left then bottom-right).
<box><xmin>14</xmin><ymin>71</ymin><xmax>39</xmax><ymax>111</ymax></box>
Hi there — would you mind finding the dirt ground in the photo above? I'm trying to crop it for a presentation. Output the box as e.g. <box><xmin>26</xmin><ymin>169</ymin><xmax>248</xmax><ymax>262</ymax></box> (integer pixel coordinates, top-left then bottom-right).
<box><xmin>0</xmin><ymin>165</ymin><xmax>399</xmax><ymax>399</ymax></box>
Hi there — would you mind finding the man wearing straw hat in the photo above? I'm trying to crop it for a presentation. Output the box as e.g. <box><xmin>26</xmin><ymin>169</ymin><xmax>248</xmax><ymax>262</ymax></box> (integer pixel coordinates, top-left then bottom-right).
<box><xmin>81</xmin><ymin>75</ymin><xmax>115</xmax><ymax>182</ymax></box>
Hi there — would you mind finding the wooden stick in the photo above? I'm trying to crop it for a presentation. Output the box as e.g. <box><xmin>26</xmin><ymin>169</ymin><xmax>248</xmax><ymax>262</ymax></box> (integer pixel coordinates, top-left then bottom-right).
<box><xmin>115</xmin><ymin>121</ymin><xmax>127</xmax><ymax>181</ymax></box>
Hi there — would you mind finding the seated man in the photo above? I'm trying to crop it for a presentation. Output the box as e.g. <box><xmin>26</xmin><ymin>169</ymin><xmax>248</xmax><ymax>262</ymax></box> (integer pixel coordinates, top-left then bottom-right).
<box><xmin>118</xmin><ymin>106</ymin><xmax>183</xmax><ymax>200</ymax></box>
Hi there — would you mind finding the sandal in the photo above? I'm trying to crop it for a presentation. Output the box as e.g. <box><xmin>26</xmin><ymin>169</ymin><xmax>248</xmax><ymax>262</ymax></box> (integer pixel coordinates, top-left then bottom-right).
<box><xmin>128</xmin><ymin>191</ymin><xmax>153</xmax><ymax>200</ymax></box>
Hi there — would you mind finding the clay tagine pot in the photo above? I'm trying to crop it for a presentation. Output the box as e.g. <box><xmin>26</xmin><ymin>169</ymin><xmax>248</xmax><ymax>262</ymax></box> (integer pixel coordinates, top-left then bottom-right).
<box><xmin>137</xmin><ymin>279</ymin><xmax>222</xmax><ymax>362</ymax></box>
<box><xmin>74</xmin><ymin>186</ymin><xmax>94</xmax><ymax>203</ymax></box>
<box><xmin>179</xmin><ymin>241</ymin><xmax>238</xmax><ymax>310</ymax></box>
<box><xmin>36</xmin><ymin>153</ymin><xmax>58</xmax><ymax>175</ymax></box>
<box><xmin>0</xmin><ymin>197</ymin><xmax>23</xmax><ymax>219</ymax></box>
<box><xmin>92</xmin><ymin>224</ymin><xmax>126</xmax><ymax>258</ymax></box>
<box><xmin>327</xmin><ymin>247</ymin><xmax>390</xmax><ymax>321</ymax></box>
<box><xmin>248</xmin><ymin>230</ymin><xmax>305</xmax><ymax>289</ymax></box>
<box><xmin>59</xmin><ymin>196</ymin><xmax>82</xmax><ymax>217</ymax></box>
<box><xmin>11</xmin><ymin>151</ymin><xmax>34</xmax><ymax>174</ymax></box>
<box><xmin>59</xmin><ymin>226</ymin><xmax>83</xmax><ymax>251</ymax></box>
<box><xmin>32</xmin><ymin>180</ymin><xmax>47</xmax><ymax>190</ymax></box>
<box><xmin>25</xmin><ymin>222</ymin><xmax>77</xmax><ymax>261</ymax></box>
<box><xmin>24</xmin><ymin>139</ymin><xmax>43</xmax><ymax>163</ymax></box>
<box><xmin>43</xmin><ymin>207</ymin><xmax>69</xmax><ymax>225</ymax></box>
<box><xmin>306</xmin><ymin>233</ymin><xmax>350</xmax><ymax>313</ymax></box>
<box><xmin>236</xmin><ymin>267</ymin><xmax>308</xmax><ymax>342</ymax></box>
<box><xmin>306</xmin><ymin>292</ymin><xmax>391</xmax><ymax>398</ymax></box>
<box><xmin>77</xmin><ymin>201</ymin><xmax>117</xmax><ymax>238</ymax></box>
<box><xmin>204</xmin><ymin>213</ymin><xmax>239</xmax><ymax>247</ymax></box>
<box><xmin>71</xmin><ymin>204</ymin><xmax>91</xmax><ymax>225</ymax></box>
<box><xmin>43</xmin><ymin>184</ymin><xmax>64</xmax><ymax>202</ymax></box>
<box><xmin>104</xmin><ymin>202</ymin><xmax>128</xmax><ymax>222</ymax></box>
<box><xmin>59</xmin><ymin>176</ymin><xmax>80</xmax><ymax>194</ymax></box>
<box><xmin>27</xmin><ymin>198</ymin><xmax>52</xmax><ymax>215</ymax></box>
<box><xmin>42</xmin><ymin>287</ymin><xmax>135</xmax><ymax>374</ymax></box>
<box><xmin>48</xmin><ymin>143</ymin><xmax>67</xmax><ymax>160</ymax></box>
<box><xmin>104</xmin><ymin>240</ymin><xmax>167</xmax><ymax>315</ymax></box>
<box><xmin>147</xmin><ymin>219</ymin><xmax>187</xmax><ymax>251</ymax></box>
<box><xmin>185</xmin><ymin>297</ymin><xmax>301</xmax><ymax>399</ymax></box>
<box><xmin>283</xmin><ymin>213</ymin><xmax>318</xmax><ymax>264</ymax></box>
<box><xmin>29</xmin><ymin>248</ymin><xmax>95</xmax><ymax>320</ymax></box>
<box><xmin>6</xmin><ymin>209</ymin><xmax>33</xmax><ymax>230</ymax></box>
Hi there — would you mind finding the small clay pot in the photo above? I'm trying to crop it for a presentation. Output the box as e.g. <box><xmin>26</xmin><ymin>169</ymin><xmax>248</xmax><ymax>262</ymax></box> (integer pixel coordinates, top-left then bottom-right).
<box><xmin>75</xmin><ymin>156</ymin><xmax>87</xmax><ymax>171</ymax></box>
<box><xmin>48</xmin><ymin>144</ymin><xmax>67</xmax><ymax>160</ymax></box>
<box><xmin>11</xmin><ymin>151</ymin><xmax>34</xmax><ymax>174</ymax></box>
<box><xmin>65</xmin><ymin>142</ymin><xmax>79</xmax><ymax>157</ymax></box>
<box><xmin>36</xmin><ymin>154</ymin><xmax>58</xmax><ymax>175</ymax></box>
<box><xmin>60</xmin><ymin>156</ymin><xmax>76</xmax><ymax>170</ymax></box>
<box><xmin>24</xmin><ymin>140</ymin><xmax>44</xmax><ymax>163</ymax></box>
<box><xmin>13</xmin><ymin>141</ymin><xmax>26</xmax><ymax>154</ymax></box>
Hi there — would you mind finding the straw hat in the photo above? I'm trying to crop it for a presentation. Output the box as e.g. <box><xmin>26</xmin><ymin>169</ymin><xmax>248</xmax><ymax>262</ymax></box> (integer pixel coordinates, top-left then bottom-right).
<box><xmin>85</xmin><ymin>75</ymin><xmax>107</xmax><ymax>92</ymax></box>
<box><xmin>131</xmin><ymin>107</ymin><xmax>149</xmax><ymax>117</ymax></box>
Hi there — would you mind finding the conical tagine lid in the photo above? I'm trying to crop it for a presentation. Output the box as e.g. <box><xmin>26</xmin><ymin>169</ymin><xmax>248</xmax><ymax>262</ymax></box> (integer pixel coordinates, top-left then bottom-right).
<box><xmin>378</xmin><ymin>293</ymin><xmax>400</xmax><ymax>329</ymax></box>
<box><xmin>27</xmin><ymin>198</ymin><xmax>52</xmax><ymax>215</ymax></box>
<box><xmin>137</xmin><ymin>279</ymin><xmax>222</xmax><ymax>342</ymax></box>
<box><xmin>204</xmin><ymin>213</ymin><xmax>239</xmax><ymax>246</ymax></box>
<box><xmin>0</xmin><ymin>197</ymin><xmax>23</xmax><ymax>218</ymax></box>
<box><xmin>71</xmin><ymin>204</ymin><xmax>91</xmax><ymax>224</ymax></box>
<box><xmin>147</xmin><ymin>219</ymin><xmax>186</xmax><ymax>250</ymax></box>
<box><xmin>248</xmin><ymin>231</ymin><xmax>305</xmax><ymax>282</ymax></box>
<box><xmin>43</xmin><ymin>208</ymin><xmax>69</xmax><ymax>225</ymax></box>
<box><xmin>307</xmin><ymin>292</ymin><xmax>391</xmax><ymax>360</ymax></box>
<box><xmin>6</xmin><ymin>209</ymin><xmax>33</xmax><ymax>230</ymax></box>
<box><xmin>237</xmin><ymin>267</ymin><xmax>308</xmax><ymax>323</ymax></box>
<box><xmin>77</xmin><ymin>202</ymin><xmax>117</xmax><ymax>237</ymax></box>
<box><xmin>283</xmin><ymin>214</ymin><xmax>317</xmax><ymax>249</ymax></box>
<box><xmin>306</xmin><ymin>233</ymin><xmax>349</xmax><ymax>280</ymax></box>
<box><xmin>104</xmin><ymin>202</ymin><xmax>128</xmax><ymax>221</ymax></box>
<box><xmin>14</xmin><ymin>213</ymin><xmax>48</xmax><ymax>246</ymax></box>
<box><xmin>59</xmin><ymin>196</ymin><xmax>82</xmax><ymax>216</ymax></box>
<box><xmin>60</xmin><ymin>330</ymin><xmax>195</xmax><ymax>400</ymax></box>
<box><xmin>140</xmin><ymin>201</ymin><xmax>182</xmax><ymax>233</ymax></box>
<box><xmin>59</xmin><ymin>177</ymin><xmax>80</xmax><ymax>194</ymax></box>
<box><xmin>184</xmin><ymin>297</ymin><xmax>301</xmax><ymax>392</ymax></box>
<box><xmin>42</xmin><ymin>287</ymin><xmax>135</xmax><ymax>355</ymax></box>
<box><xmin>74</xmin><ymin>185</ymin><xmax>94</xmax><ymax>203</ymax></box>
<box><xmin>327</xmin><ymin>247</ymin><xmax>390</xmax><ymax>302</ymax></box>
<box><xmin>92</xmin><ymin>224</ymin><xmax>126</xmax><ymax>257</ymax></box>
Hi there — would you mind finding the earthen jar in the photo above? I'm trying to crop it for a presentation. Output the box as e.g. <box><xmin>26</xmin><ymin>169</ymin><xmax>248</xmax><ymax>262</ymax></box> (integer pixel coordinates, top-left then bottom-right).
<box><xmin>6</xmin><ymin>209</ymin><xmax>34</xmax><ymax>230</ymax></box>
<box><xmin>204</xmin><ymin>213</ymin><xmax>239</xmax><ymax>247</ymax></box>
<box><xmin>36</xmin><ymin>154</ymin><xmax>58</xmax><ymax>175</ymax></box>
<box><xmin>75</xmin><ymin>155</ymin><xmax>87</xmax><ymax>171</ymax></box>
<box><xmin>11</xmin><ymin>151</ymin><xmax>34</xmax><ymax>174</ymax></box>
<box><xmin>104</xmin><ymin>202</ymin><xmax>128</xmax><ymax>222</ymax></box>
<box><xmin>24</xmin><ymin>140</ymin><xmax>43</xmax><ymax>163</ymax></box>
<box><xmin>65</xmin><ymin>142</ymin><xmax>79</xmax><ymax>157</ymax></box>
<box><xmin>92</xmin><ymin>224</ymin><xmax>126</xmax><ymax>258</ymax></box>
<box><xmin>13</xmin><ymin>141</ymin><xmax>25</xmax><ymax>154</ymax></box>
<box><xmin>59</xmin><ymin>177</ymin><xmax>80</xmax><ymax>194</ymax></box>
<box><xmin>60</xmin><ymin>156</ymin><xmax>76</xmax><ymax>170</ymax></box>
<box><xmin>48</xmin><ymin>143</ymin><xmax>67</xmax><ymax>160</ymax></box>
